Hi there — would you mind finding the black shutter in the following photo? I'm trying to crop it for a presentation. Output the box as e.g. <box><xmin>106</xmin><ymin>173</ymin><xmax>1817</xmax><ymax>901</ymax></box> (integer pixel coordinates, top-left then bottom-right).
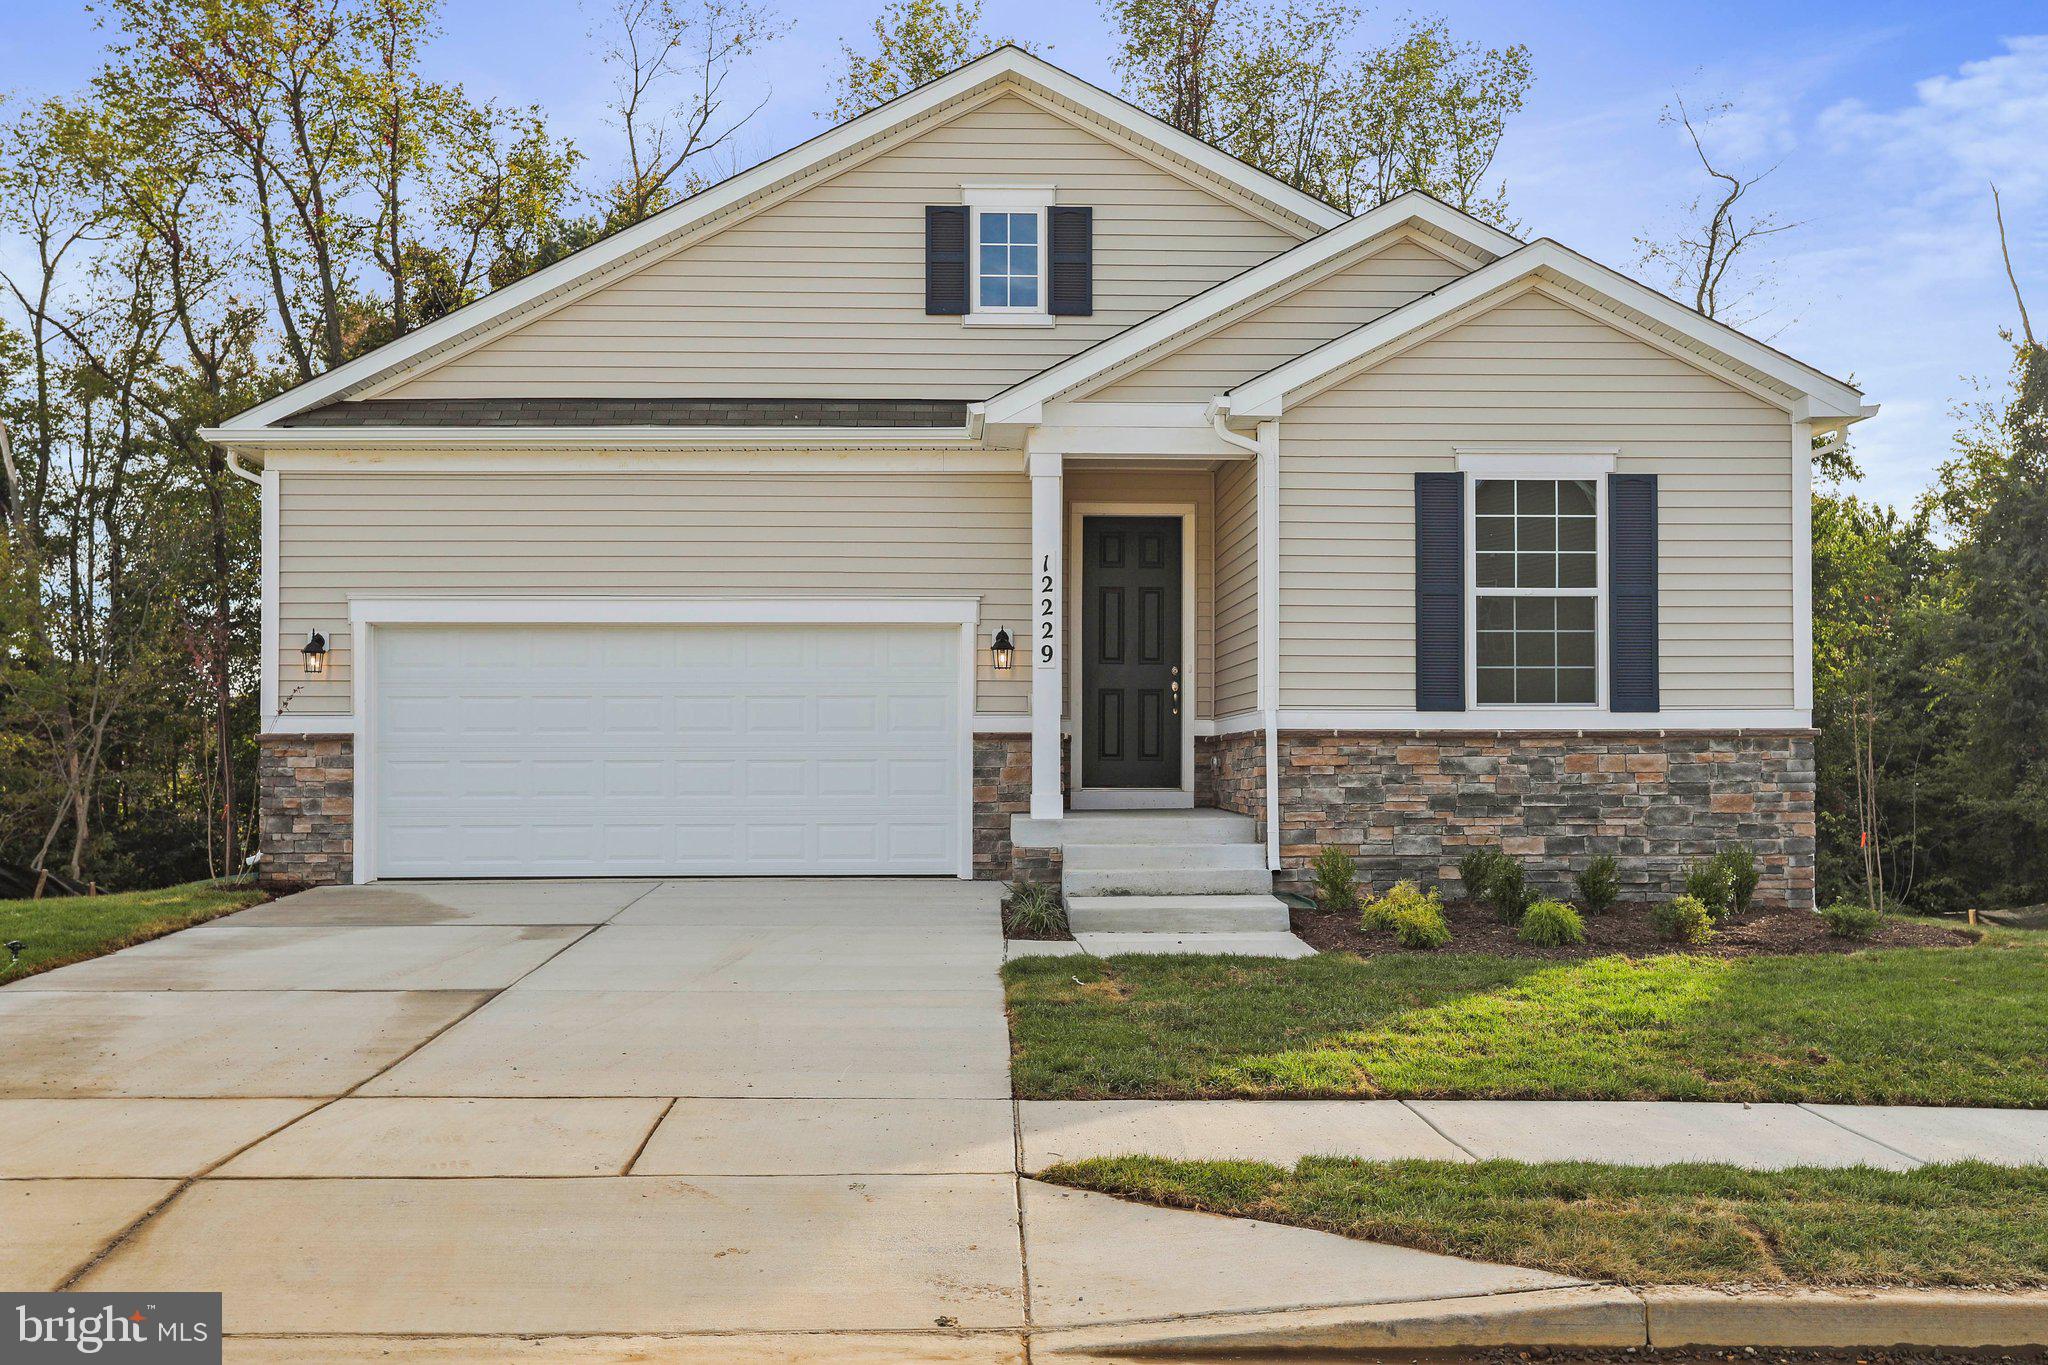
<box><xmin>1048</xmin><ymin>206</ymin><xmax>1093</xmax><ymax>316</ymax></box>
<box><xmin>1415</xmin><ymin>472</ymin><xmax>1465</xmax><ymax>711</ymax></box>
<box><xmin>1608</xmin><ymin>473</ymin><xmax>1660</xmax><ymax>712</ymax></box>
<box><xmin>925</xmin><ymin>205</ymin><xmax>968</xmax><ymax>315</ymax></box>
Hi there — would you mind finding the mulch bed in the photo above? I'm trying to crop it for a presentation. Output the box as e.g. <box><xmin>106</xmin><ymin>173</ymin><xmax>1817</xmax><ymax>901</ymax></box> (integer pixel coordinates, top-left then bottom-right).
<box><xmin>1291</xmin><ymin>898</ymin><xmax>1977</xmax><ymax>960</ymax></box>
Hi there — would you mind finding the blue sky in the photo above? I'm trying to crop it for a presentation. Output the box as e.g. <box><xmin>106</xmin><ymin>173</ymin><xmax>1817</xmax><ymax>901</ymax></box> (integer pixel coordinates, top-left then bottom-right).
<box><xmin>6</xmin><ymin>0</ymin><xmax>2043</xmax><ymax>507</ymax></box>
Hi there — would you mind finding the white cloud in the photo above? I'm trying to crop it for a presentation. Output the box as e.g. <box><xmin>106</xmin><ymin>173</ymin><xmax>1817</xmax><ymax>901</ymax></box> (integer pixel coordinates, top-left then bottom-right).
<box><xmin>1819</xmin><ymin>35</ymin><xmax>2048</xmax><ymax>207</ymax></box>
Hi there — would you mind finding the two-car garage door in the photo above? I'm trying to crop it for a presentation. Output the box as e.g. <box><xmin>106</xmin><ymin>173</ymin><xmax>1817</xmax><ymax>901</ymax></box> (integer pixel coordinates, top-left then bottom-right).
<box><xmin>368</xmin><ymin>623</ymin><xmax>964</xmax><ymax>879</ymax></box>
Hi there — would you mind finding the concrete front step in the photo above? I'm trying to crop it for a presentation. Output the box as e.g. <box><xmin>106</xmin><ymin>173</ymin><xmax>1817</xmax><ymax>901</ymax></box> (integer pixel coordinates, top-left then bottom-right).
<box><xmin>1014</xmin><ymin>809</ymin><xmax>1258</xmax><ymax>848</ymax></box>
<box><xmin>1066</xmin><ymin>894</ymin><xmax>1290</xmax><ymax>934</ymax></box>
<box><xmin>1061</xmin><ymin>842</ymin><xmax>1269</xmax><ymax>873</ymax></box>
<box><xmin>1062</xmin><ymin>866</ymin><xmax>1275</xmax><ymax>898</ymax></box>
<box><xmin>1071</xmin><ymin>931</ymin><xmax>1317</xmax><ymax>958</ymax></box>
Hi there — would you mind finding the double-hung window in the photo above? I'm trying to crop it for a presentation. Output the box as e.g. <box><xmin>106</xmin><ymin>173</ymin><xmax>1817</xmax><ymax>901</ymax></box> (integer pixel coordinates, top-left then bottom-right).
<box><xmin>962</xmin><ymin>184</ymin><xmax>1052</xmax><ymax>325</ymax></box>
<box><xmin>1472</xmin><ymin>477</ymin><xmax>1602</xmax><ymax>705</ymax></box>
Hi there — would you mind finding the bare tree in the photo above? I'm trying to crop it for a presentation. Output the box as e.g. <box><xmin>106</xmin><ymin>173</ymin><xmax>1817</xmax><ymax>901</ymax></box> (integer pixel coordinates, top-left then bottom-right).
<box><xmin>1635</xmin><ymin>96</ymin><xmax>1801</xmax><ymax>326</ymax></box>
<box><xmin>1993</xmin><ymin>181</ymin><xmax>2036</xmax><ymax>351</ymax></box>
<box><xmin>593</xmin><ymin>0</ymin><xmax>785</xmax><ymax>226</ymax></box>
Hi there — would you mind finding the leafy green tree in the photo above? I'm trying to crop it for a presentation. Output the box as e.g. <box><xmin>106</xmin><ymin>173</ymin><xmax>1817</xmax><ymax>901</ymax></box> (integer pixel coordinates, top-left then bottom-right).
<box><xmin>1102</xmin><ymin>1</ymin><xmax>1531</xmax><ymax>222</ymax></box>
<box><xmin>828</xmin><ymin>0</ymin><xmax>1027</xmax><ymax>121</ymax></box>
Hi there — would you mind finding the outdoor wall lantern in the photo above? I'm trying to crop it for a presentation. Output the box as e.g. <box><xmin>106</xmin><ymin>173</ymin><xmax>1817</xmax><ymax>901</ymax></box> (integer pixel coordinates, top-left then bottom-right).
<box><xmin>991</xmin><ymin>627</ymin><xmax>1015</xmax><ymax>671</ymax></box>
<box><xmin>302</xmin><ymin>629</ymin><xmax>329</xmax><ymax>675</ymax></box>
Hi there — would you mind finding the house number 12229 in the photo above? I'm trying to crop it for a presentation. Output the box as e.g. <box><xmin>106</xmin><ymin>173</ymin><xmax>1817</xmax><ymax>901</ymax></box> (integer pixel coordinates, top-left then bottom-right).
<box><xmin>1039</xmin><ymin>556</ymin><xmax>1056</xmax><ymax>663</ymax></box>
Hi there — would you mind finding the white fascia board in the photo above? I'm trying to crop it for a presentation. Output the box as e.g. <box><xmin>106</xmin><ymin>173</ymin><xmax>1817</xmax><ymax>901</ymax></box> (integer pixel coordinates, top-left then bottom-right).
<box><xmin>214</xmin><ymin>49</ymin><xmax>1345</xmax><ymax>436</ymax></box>
<box><xmin>255</xmin><ymin>448</ymin><xmax>1018</xmax><ymax>474</ymax></box>
<box><xmin>201</xmin><ymin>425</ymin><xmax>980</xmax><ymax>450</ymax></box>
<box><xmin>981</xmin><ymin>194</ymin><xmax>1521</xmax><ymax>425</ymax></box>
<box><xmin>1229</xmin><ymin>240</ymin><xmax>1866</xmax><ymax>420</ymax></box>
<box><xmin>347</xmin><ymin>596</ymin><xmax>982</xmax><ymax>627</ymax></box>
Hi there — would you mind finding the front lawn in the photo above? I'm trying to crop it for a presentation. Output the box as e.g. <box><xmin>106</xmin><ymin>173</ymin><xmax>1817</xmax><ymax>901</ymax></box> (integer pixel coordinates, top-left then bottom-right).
<box><xmin>0</xmin><ymin>878</ymin><xmax>270</xmax><ymax>982</ymax></box>
<box><xmin>1003</xmin><ymin>929</ymin><xmax>2048</xmax><ymax>1104</ymax></box>
<box><xmin>1042</xmin><ymin>1156</ymin><xmax>2048</xmax><ymax>1288</ymax></box>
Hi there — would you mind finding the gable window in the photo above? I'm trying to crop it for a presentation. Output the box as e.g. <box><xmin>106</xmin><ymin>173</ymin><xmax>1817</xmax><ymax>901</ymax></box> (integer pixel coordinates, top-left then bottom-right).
<box><xmin>1472</xmin><ymin>477</ymin><xmax>1602</xmax><ymax>705</ymax></box>
<box><xmin>962</xmin><ymin>184</ymin><xmax>1054</xmax><ymax>325</ymax></box>
<box><xmin>978</xmin><ymin>211</ymin><xmax>1040</xmax><ymax>310</ymax></box>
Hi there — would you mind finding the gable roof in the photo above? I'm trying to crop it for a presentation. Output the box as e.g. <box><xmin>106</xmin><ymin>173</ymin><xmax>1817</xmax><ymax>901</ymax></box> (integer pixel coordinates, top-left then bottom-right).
<box><xmin>212</xmin><ymin>47</ymin><xmax>1349</xmax><ymax>438</ymax></box>
<box><xmin>1223</xmin><ymin>239</ymin><xmax>1867</xmax><ymax>422</ymax></box>
<box><xmin>980</xmin><ymin>191</ymin><xmax>1519</xmax><ymax>424</ymax></box>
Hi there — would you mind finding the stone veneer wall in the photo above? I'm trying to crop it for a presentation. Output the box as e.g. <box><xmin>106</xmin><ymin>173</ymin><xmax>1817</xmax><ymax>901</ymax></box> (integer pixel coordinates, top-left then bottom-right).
<box><xmin>257</xmin><ymin>734</ymin><xmax>355</xmax><ymax>888</ymax></box>
<box><xmin>1195</xmin><ymin>731</ymin><xmax>1266</xmax><ymax>839</ymax></box>
<box><xmin>972</xmin><ymin>733</ymin><xmax>1033</xmax><ymax>882</ymax></box>
<box><xmin>1275</xmin><ymin>730</ymin><xmax>1816</xmax><ymax>909</ymax></box>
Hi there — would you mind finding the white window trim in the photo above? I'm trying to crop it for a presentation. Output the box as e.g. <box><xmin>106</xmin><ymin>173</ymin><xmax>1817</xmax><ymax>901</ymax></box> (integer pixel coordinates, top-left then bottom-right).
<box><xmin>962</xmin><ymin>183</ymin><xmax>1055</xmax><ymax>327</ymax></box>
<box><xmin>1463</xmin><ymin>471</ymin><xmax>1609</xmax><ymax>712</ymax></box>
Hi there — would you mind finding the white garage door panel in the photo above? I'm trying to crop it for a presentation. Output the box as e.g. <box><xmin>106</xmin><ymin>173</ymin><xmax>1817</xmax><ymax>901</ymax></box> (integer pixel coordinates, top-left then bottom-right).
<box><xmin>371</xmin><ymin>623</ymin><xmax>962</xmax><ymax>878</ymax></box>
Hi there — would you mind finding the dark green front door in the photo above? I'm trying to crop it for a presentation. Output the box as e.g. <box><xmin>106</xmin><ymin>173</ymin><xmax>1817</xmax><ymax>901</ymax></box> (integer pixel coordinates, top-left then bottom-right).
<box><xmin>1081</xmin><ymin>516</ymin><xmax>1182</xmax><ymax>789</ymax></box>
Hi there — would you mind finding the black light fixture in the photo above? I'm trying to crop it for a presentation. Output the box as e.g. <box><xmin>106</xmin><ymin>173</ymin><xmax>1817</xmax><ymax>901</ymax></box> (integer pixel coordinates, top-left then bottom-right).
<box><xmin>990</xmin><ymin>626</ymin><xmax>1015</xmax><ymax>672</ymax></box>
<box><xmin>302</xmin><ymin>628</ymin><xmax>329</xmax><ymax>675</ymax></box>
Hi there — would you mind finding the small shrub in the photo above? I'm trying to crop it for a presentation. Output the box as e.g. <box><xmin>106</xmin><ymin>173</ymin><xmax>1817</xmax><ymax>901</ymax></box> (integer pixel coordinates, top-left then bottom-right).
<box><xmin>1682</xmin><ymin>859</ymin><xmax>1735</xmax><ymax>919</ymax></box>
<box><xmin>1577</xmin><ymin>854</ymin><xmax>1620</xmax><ymax>915</ymax></box>
<box><xmin>1310</xmin><ymin>845</ymin><xmax>1360</xmax><ymax>914</ymax></box>
<box><xmin>1361</xmin><ymin>880</ymin><xmax>1437</xmax><ymax>934</ymax></box>
<box><xmin>1484</xmin><ymin>860</ymin><xmax>1535</xmax><ymax>925</ymax></box>
<box><xmin>1714</xmin><ymin>846</ymin><xmax>1761</xmax><ymax>916</ymax></box>
<box><xmin>1518</xmin><ymin>898</ymin><xmax>1586</xmax><ymax>947</ymax></box>
<box><xmin>1004</xmin><ymin>882</ymin><xmax>1067</xmax><ymax>937</ymax></box>
<box><xmin>1458</xmin><ymin>847</ymin><xmax>1513</xmax><ymax>906</ymax></box>
<box><xmin>1652</xmin><ymin>894</ymin><xmax>1716</xmax><ymax>944</ymax></box>
<box><xmin>1821</xmin><ymin>898</ymin><xmax>1884</xmax><ymax>941</ymax></box>
<box><xmin>1390</xmin><ymin>896</ymin><xmax>1452</xmax><ymax>949</ymax></box>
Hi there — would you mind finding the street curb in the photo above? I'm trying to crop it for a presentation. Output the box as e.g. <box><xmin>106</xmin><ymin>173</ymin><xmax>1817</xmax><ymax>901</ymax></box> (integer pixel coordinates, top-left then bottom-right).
<box><xmin>1031</xmin><ymin>1287</ymin><xmax>1648</xmax><ymax>1356</ymax></box>
<box><xmin>1644</xmin><ymin>1287</ymin><xmax>2048</xmax><ymax>1349</ymax></box>
<box><xmin>1032</xmin><ymin>1286</ymin><xmax>2048</xmax><ymax>1356</ymax></box>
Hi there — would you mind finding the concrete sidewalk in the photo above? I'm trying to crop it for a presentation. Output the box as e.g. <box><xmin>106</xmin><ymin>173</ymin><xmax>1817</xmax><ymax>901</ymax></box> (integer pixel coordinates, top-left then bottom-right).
<box><xmin>1019</xmin><ymin>1097</ymin><xmax>2048</xmax><ymax>1172</ymax></box>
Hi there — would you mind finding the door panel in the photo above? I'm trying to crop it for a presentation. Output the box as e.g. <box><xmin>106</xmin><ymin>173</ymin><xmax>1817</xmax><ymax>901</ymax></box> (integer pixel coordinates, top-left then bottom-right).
<box><xmin>1082</xmin><ymin>517</ymin><xmax>1182</xmax><ymax>788</ymax></box>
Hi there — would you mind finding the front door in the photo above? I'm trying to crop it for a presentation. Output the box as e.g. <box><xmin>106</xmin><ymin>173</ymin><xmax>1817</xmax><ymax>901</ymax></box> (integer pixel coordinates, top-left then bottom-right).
<box><xmin>1081</xmin><ymin>516</ymin><xmax>1183</xmax><ymax>789</ymax></box>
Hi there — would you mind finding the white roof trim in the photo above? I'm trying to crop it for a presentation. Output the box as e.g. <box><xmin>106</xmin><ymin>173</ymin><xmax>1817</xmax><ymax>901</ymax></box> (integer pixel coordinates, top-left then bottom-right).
<box><xmin>198</xmin><ymin>425</ymin><xmax>981</xmax><ymax>450</ymax></box>
<box><xmin>215</xmin><ymin>48</ymin><xmax>1346</xmax><ymax>435</ymax></box>
<box><xmin>1227</xmin><ymin>239</ymin><xmax>1866</xmax><ymax>420</ymax></box>
<box><xmin>982</xmin><ymin>192</ymin><xmax>1520</xmax><ymax>425</ymax></box>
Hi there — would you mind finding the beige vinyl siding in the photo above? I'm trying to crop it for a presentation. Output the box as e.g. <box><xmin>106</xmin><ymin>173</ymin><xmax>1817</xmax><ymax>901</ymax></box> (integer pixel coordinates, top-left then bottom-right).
<box><xmin>1213</xmin><ymin>460</ymin><xmax>1259</xmax><ymax>715</ymax></box>
<box><xmin>1063</xmin><ymin>469</ymin><xmax>1217</xmax><ymax>720</ymax></box>
<box><xmin>275</xmin><ymin>468</ymin><xmax>1030</xmax><ymax>714</ymax></box>
<box><xmin>385</xmin><ymin>93</ymin><xmax>1303</xmax><ymax>402</ymax></box>
<box><xmin>1091</xmin><ymin>236</ymin><xmax>1470</xmax><ymax>403</ymax></box>
<box><xmin>1279</xmin><ymin>287</ymin><xmax>1796</xmax><ymax>711</ymax></box>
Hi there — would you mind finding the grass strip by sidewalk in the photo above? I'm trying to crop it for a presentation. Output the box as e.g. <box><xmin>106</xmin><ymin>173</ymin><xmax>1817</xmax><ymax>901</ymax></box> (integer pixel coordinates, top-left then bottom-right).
<box><xmin>1003</xmin><ymin>930</ymin><xmax>2048</xmax><ymax>1105</ymax></box>
<box><xmin>0</xmin><ymin>879</ymin><xmax>269</xmax><ymax>982</ymax></box>
<box><xmin>1043</xmin><ymin>1156</ymin><xmax>2048</xmax><ymax>1288</ymax></box>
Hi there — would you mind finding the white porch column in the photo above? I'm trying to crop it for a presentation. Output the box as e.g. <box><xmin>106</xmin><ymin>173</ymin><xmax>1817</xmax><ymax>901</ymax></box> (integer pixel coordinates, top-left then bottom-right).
<box><xmin>1029</xmin><ymin>450</ymin><xmax>1065</xmax><ymax>820</ymax></box>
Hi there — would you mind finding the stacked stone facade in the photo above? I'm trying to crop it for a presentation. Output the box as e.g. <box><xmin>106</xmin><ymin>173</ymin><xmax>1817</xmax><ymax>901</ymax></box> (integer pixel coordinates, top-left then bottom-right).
<box><xmin>1275</xmin><ymin>730</ymin><xmax>1816</xmax><ymax>909</ymax></box>
<box><xmin>972</xmin><ymin>733</ymin><xmax>1065</xmax><ymax>884</ymax></box>
<box><xmin>256</xmin><ymin>724</ymin><xmax>1811</xmax><ymax>904</ymax></box>
<box><xmin>1195</xmin><ymin>732</ymin><xmax>1266</xmax><ymax>835</ymax></box>
<box><xmin>257</xmin><ymin>734</ymin><xmax>354</xmax><ymax>888</ymax></box>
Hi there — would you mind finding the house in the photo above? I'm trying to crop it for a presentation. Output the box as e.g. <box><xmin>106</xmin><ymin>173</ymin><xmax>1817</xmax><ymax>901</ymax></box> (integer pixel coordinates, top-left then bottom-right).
<box><xmin>207</xmin><ymin>47</ymin><xmax>1867</xmax><ymax>913</ymax></box>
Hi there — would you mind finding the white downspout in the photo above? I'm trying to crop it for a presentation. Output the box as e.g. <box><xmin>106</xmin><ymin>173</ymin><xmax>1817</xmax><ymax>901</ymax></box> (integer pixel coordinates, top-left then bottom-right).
<box><xmin>1212</xmin><ymin>402</ymin><xmax>1283</xmax><ymax>874</ymax></box>
<box><xmin>225</xmin><ymin>448</ymin><xmax>263</xmax><ymax>487</ymax></box>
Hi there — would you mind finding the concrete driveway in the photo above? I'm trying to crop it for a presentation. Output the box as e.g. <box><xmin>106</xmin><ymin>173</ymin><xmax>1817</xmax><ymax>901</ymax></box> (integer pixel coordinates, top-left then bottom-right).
<box><xmin>0</xmin><ymin>878</ymin><xmax>1585</xmax><ymax>1361</ymax></box>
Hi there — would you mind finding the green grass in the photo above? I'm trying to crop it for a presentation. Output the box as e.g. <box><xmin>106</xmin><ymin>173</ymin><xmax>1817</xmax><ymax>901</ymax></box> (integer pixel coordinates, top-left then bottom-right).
<box><xmin>1003</xmin><ymin>929</ymin><xmax>2048</xmax><ymax>1105</ymax></box>
<box><xmin>0</xmin><ymin>879</ymin><xmax>269</xmax><ymax>982</ymax></box>
<box><xmin>1042</xmin><ymin>1156</ymin><xmax>2048</xmax><ymax>1288</ymax></box>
